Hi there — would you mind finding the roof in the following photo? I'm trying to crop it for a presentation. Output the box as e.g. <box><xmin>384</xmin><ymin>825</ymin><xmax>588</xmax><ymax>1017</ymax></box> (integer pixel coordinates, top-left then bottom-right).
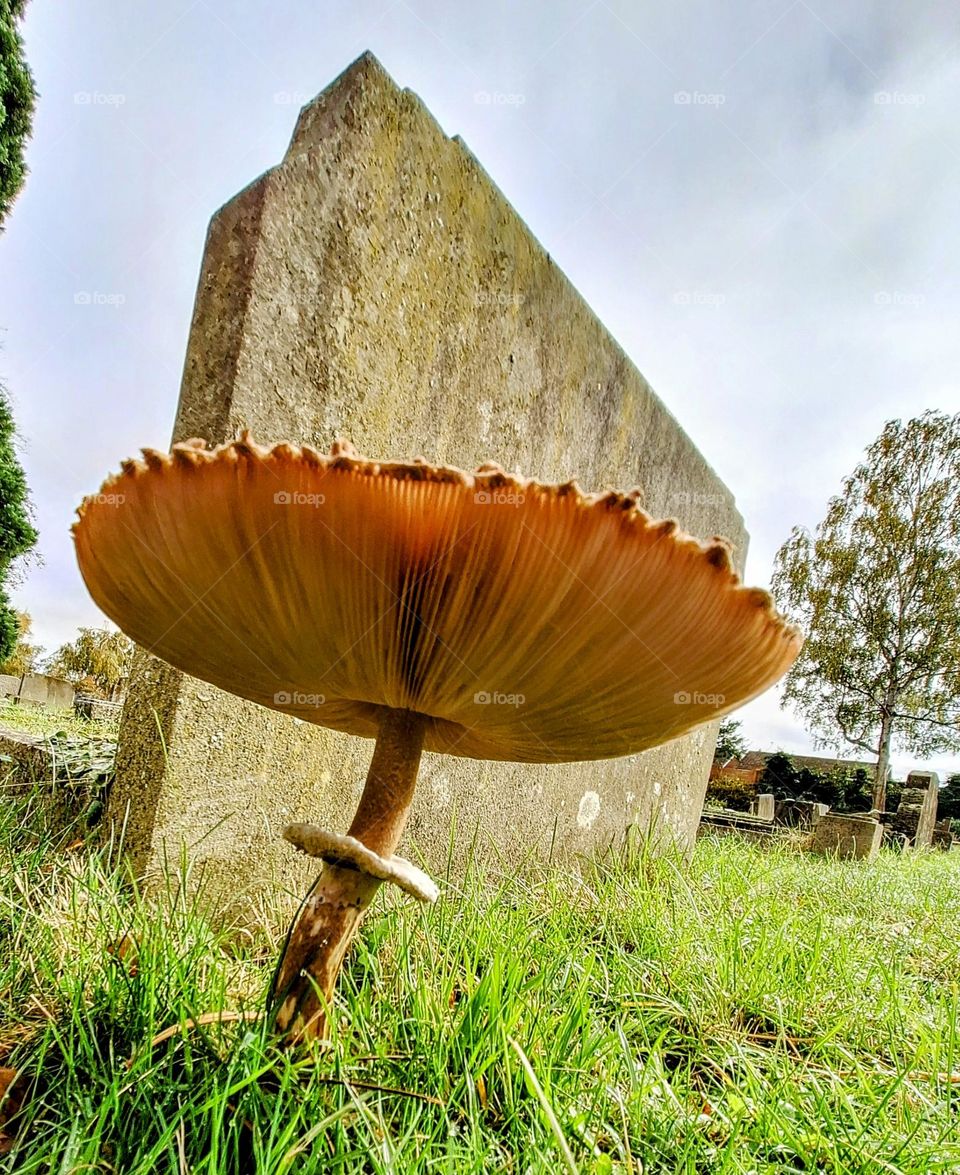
<box><xmin>735</xmin><ymin>750</ymin><xmax>873</xmax><ymax>774</ymax></box>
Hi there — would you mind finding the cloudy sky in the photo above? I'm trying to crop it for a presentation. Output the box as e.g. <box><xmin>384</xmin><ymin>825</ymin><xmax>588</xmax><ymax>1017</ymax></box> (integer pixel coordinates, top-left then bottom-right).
<box><xmin>1</xmin><ymin>1</ymin><xmax>958</xmax><ymax>778</ymax></box>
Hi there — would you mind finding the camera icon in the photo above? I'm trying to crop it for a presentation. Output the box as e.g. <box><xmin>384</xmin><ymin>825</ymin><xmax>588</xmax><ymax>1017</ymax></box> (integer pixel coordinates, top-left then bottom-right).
<box><xmin>674</xmin><ymin>91</ymin><xmax>691</xmax><ymax>104</ymax></box>
<box><xmin>474</xmin><ymin>491</ymin><xmax>491</xmax><ymax>505</ymax></box>
<box><xmin>673</xmin><ymin>691</ymin><xmax>691</xmax><ymax>704</ymax></box>
<box><xmin>474</xmin><ymin>691</ymin><xmax>491</xmax><ymax>704</ymax></box>
<box><xmin>273</xmin><ymin>491</ymin><xmax>292</xmax><ymax>504</ymax></box>
<box><xmin>274</xmin><ymin>691</ymin><xmax>291</xmax><ymax>705</ymax></box>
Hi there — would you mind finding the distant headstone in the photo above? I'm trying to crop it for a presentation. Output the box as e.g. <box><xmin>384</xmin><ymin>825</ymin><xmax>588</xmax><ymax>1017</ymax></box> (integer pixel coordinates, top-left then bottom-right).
<box><xmin>752</xmin><ymin>793</ymin><xmax>775</xmax><ymax>822</ymax></box>
<box><xmin>932</xmin><ymin>820</ymin><xmax>955</xmax><ymax>851</ymax></box>
<box><xmin>806</xmin><ymin>813</ymin><xmax>882</xmax><ymax>860</ymax></box>
<box><xmin>109</xmin><ymin>51</ymin><xmax>749</xmax><ymax>908</ymax></box>
<box><xmin>890</xmin><ymin>772</ymin><xmax>939</xmax><ymax>848</ymax></box>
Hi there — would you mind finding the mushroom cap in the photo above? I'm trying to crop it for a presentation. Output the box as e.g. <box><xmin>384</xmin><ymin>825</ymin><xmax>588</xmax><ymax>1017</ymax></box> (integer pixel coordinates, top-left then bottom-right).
<box><xmin>73</xmin><ymin>436</ymin><xmax>801</xmax><ymax>763</ymax></box>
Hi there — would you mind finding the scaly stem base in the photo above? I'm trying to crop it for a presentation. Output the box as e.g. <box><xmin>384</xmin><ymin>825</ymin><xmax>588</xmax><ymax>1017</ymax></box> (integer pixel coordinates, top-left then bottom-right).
<box><xmin>271</xmin><ymin>708</ymin><xmax>428</xmax><ymax>1043</ymax></box>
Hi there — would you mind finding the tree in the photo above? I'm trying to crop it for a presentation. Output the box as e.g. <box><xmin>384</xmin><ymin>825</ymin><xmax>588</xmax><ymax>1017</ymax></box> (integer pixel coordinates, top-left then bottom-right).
<box><xmin>0</xmin><ymin>608</ymin><xmax>40</xmax><ymax>674</ymax></box>
<box><xmin>758</xmin><ymin>751</ymin><xmax>799</xmax><ymax>798</ymax></box>
<box><xmin>0</xmin><ymin>391</ymin><xmax>37</xmax><ymax>661</ymax></box>
<box><xmin>772</xmin><ymin>411</ymin><xmax>960</xmax><ymax>813</ymax></box>
<box><xmin>0</xmin><ymin>2</ymin><xmax>38</xmax><ymax>660</ymax></box>
<box><xmin>938</xmin><ymin>774</ymin><xmax>960</xmax><ymax>822</ymax></box>
<box><xmin>1</xmin><ymin>0</ymin><xmax>36</xmax><ymax>223</ymax></box>
<box><xmin>47</xmin><ymin>627</ymin><xmax>133</xmax><ymax>699</ymax></box>
<box><xmin>714</xmin><ymin>718</ymin><xmax>747</xmax><ymax>763</ymax></box>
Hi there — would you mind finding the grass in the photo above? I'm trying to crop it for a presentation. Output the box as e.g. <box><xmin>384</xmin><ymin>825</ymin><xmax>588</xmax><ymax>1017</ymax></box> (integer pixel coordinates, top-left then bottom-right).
<box><xmin>0</xmin><ymin>699</ymin><xmax>119</xmax><ymax>742</ymax></box>
<box><xmin>0</xmin><ymin>790</ymin><xmax>958</xmax><ymax>1173</ymax></box>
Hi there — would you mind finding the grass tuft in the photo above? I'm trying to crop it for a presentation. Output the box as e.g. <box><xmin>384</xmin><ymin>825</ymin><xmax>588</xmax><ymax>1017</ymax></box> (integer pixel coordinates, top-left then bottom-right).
<box><xmin>1</xmin><ymin>790</ymin><xmax>958</xmax><ymax>1172</ymax></box>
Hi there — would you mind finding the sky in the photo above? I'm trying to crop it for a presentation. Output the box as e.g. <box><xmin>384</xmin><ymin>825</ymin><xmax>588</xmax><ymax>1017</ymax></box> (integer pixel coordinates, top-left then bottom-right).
<box><xmin>1</xmin><ymin>0</ymin><xmax>958</xmax><ymax>779</ymax></box>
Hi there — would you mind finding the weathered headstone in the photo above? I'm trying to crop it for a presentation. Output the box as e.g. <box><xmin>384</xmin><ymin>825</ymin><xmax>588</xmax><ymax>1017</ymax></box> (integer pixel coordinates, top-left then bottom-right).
<box><xmin>889</xmin><ymin>771</ymin><xmax>939</xmax><ymax>848</ymax></box>
<box><xmin>752</xmin><ymin>793</ymin><xmax>775</xmax><ymax>822</ymax></box>
<box><xmin>109</xmin><ymin>52</ymin><xmax>748</xmax><ymax>908</ymax></box>
<box><xmin>932</xmin><ymin>820</ymin><xmax>955</xmax><ymax>850</ymax></box>
<box><xmin>806</xmin><ymin>813</ymin><xmax>882</xmax><ymax>860</ymax></box>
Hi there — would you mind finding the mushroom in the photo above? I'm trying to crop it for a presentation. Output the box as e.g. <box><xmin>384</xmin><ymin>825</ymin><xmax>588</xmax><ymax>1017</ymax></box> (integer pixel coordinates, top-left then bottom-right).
<box><xmin>73</xmin><ymin>436</ymin><xmax>801</xmax><ymax>1042</ymax></box>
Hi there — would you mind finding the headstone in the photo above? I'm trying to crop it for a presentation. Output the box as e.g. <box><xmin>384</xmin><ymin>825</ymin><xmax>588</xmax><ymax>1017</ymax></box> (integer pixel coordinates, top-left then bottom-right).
<box><xmin>775</xmin><ymin>798</ymin><xmax>820</xmax><ymax>828</ymax></box>
<box><xmin>697</xmin><ymin>809</ymin><xmax>776</xmax><ymax>841</ymax></box>
<box><xmin>752</xmin><ymin>793</ymin><xmax>775</xmax><ymax>822</ymax></box>
<box><xmin>806</xmin><ymin>813</ymin><xmax>882</xmax><ymax>860</ymax></box>
<box><xmin>932</xmin><ymin>820</ymin><xmax>955</xmax><ymax>851</ymax></box>
<box><xmin>890</xmin><ymin>772</ymin><xmax>939</xmax><ymax>848</ymax></box>
<box><xmin>109</xmin><ymin>52</ymin><xmax>749</xmax><ymax>909</ymax></box>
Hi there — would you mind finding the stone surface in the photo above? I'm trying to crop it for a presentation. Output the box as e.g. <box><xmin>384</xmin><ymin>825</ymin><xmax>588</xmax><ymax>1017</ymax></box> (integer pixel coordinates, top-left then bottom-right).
<box><xmin>806</xmin><ymin>813</ymin><xmax>882</xmax><ymax>860</ymax></box>
<box><xmin>0</xmin><ymin>726</ymin><xmax>50</xmax><ymax>779</ymax></box>
<box><xmin>0</xmin><ymin>673</ymin><xmax>75</xmax><ymax>709</ymax></box>
<box><xmin>889</xmin><ymin>772</ymin><xmax>939</xmax><ymax>848</ymax></box>
<box><xmin>932</xmin><ymin>820</ymin><xmax>955</xmax><ymax>850</ymax></box>
<box><xmin>752</xmin><ymin>793</ymin><xmax>775</xmax><ymax>822</ymax></box>
<box><xmin>697</xmin><ymin>809</ymin><xmax>777</xmax><ymax>841</ymax></box>
<box><xmin>0</xmin><ymin>727</ymin><xmax>93</xmax><ymax>832</ymax></box>
<box><xmin>109</xmin><ymin>51</ymin><xmax>749</xmax><ymax>911</ymax></box>
<box><xmin>774</xmin><ymin>798</ymin><xmax>823</xmax><ymax>829</ymax></box>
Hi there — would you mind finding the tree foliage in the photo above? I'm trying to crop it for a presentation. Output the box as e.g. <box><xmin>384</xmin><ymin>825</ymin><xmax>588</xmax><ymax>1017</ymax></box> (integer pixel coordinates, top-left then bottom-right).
<box><xmin>938</xmin><ymin>775</ymin><xmax>960</xmax><ymax>822</ymax></box>
<box><xmin>0</xmin><ymin>607</ymin><xmax>40</xmax><ymax>674</ymax></box>
<box><xmin>714</xmin><ymin>718</ymin><xmax>747</xmax><ymax>763</ymax></box>
<box><xmin>47</xmin><ymin>627</ymin><xmax>133</xmax><ymax>698</ymax></box>
<box><xmin>0</xmin><ymin>0</ymin><xmax>35</xmax><ymax>223</ymax></box>
<box><xmin>0</xmin><ymin>390</ymin><xmax>37</xmax><ymax>662</ymax></box>
<box><xmin>772</xmin><ymin>411</ymin><xmax>960</xmax><ymax>812</ymax></box>
<box><xmin>0</xmin><ymin>4</ymin><xmax>36</xmax><ymax>660</ymax></box>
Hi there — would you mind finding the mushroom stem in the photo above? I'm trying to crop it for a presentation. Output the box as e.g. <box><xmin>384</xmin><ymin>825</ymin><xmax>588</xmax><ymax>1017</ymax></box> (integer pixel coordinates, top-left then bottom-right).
<box><xmin>271</xmin><ymin>708</ymin><xmax>428</xmax><ymax>1043</ymax></box>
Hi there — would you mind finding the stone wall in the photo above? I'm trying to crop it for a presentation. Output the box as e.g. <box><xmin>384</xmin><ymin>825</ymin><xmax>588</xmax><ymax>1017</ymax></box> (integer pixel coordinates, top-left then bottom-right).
<box><xmin>0</xmin><ymin>673</ymin><xmax>75</xmax><ymax>709</ymax></box>
<box><xmin>110</xmin><ymin>52</ymin><xmax>749</xmax><ymax>910</ymax></box>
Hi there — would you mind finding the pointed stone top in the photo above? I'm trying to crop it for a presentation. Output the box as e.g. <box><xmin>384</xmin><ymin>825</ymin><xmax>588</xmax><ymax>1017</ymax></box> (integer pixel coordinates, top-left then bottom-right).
<box><xmin>287</xmin><ymin>50</ymin><xmax>404</xmax><ymax>157</ymax></box>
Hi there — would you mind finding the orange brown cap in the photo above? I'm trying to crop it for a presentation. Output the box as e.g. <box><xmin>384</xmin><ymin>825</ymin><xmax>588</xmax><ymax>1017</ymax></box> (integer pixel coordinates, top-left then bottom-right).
<box><xmin>73</xmin><ymin>436</ymin><xmax>802</xmax><ymax>763</ymax></box>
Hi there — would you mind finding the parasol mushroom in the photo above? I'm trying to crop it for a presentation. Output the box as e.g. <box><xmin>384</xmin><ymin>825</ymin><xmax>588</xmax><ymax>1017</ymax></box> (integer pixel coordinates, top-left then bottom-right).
<box><xmin>73</xmin><ymin>435</ymin><xmax>801</xmax><ymax>1043</ymax></box>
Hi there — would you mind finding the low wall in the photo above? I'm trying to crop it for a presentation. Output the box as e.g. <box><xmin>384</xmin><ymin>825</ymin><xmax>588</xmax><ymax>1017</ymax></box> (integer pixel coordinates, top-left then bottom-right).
<box><xmin>0</xmin><ymin>673</ymin><xmax>75</xmax><ymax>709</ymax></box>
